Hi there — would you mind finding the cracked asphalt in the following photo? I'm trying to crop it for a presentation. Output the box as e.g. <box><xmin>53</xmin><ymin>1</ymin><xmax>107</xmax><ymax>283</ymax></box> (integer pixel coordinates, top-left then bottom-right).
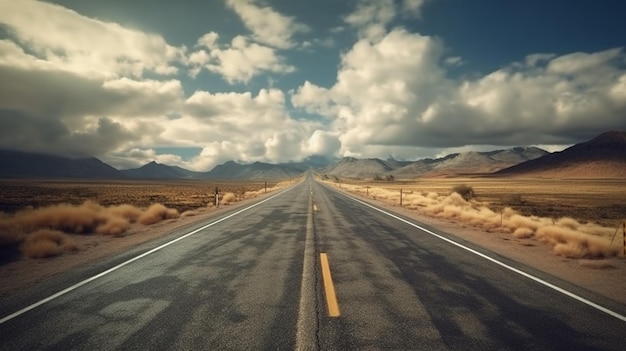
<box><xmin>1</xmin><ymin>175</ymin><xmax>624</xmax><ymax>350</ymax></box>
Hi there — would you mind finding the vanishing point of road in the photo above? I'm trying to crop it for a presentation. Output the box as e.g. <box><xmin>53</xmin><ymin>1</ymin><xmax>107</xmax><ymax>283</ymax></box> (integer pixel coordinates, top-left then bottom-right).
<box><xmin>1</xmin><ymin>174</ymin><xmax>625</xmax><ymax>350</ymax></box>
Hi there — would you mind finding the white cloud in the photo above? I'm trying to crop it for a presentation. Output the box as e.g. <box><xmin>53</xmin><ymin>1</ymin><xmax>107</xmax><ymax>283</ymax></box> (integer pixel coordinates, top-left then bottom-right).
<box><xmin>344</xmin><ymin>0</ymin><xmax>428</xmax><ymax>42</ymax></box>
<box><xmin>304</xmin><ymin>130</ymin><xmax>341</xmax><ymax>156</ymax></box>
<box><xmin>345</xmin><ymin>0</ymin><xmax>396</xmax><ymax>42</ymax></box>
<box><xmin>0</xmin><ymin>0</ymin><xmax>186</xmax><ymax>79</ymax></box>
<box><xmin>197</xmin><ymin>32</ymin><xmax>220</xmax><ymax>50</ymax></box>
<box><xmin>0</xmin><ymin>1</ymin><xmax>186</xmax><ymax>159</ymax></box>
<box><xmin>290</xmin><ymin>80</ymin><xmax>334</xmax><ymax>115</ymax></box>
<box><xmin>225</xmin><ymin>0</ymin><xmax>310</xmax><ymax>49</ymax></box>
<box><xmin>191</xmin><ymin>34</ymin><xmax>294</xmax><ymax>84</ymax></box>
<box><xmin>403</xmin><ymin>0</ymin><xmax>427</xmax><ymax>15</ymax></box>
<box><xmin>292</xmin><ymin>29</ymin><xmax>626</xmax><ymax>157</ymax></box>
<box><xmin>131</xmin><ymin>88</ymin><xmax>330</xmax><ymax>170</ymax></box>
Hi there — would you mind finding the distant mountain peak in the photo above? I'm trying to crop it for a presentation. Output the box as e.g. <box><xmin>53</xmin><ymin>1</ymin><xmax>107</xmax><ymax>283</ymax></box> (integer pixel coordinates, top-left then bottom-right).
<box><xmin>586</xmin><ymin>130</ymin><xmax>626</xmax><ymax>145</ymax></box>
<box><xmin>496</xmin><ymin>131</ymin><xmax>626</xmax><ymax>178</ymax></box>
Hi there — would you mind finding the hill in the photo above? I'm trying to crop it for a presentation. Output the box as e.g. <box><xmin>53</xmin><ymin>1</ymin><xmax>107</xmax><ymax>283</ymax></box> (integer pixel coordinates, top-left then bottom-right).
<box><xmin>0</xmin><ymin>150</ymin><xmax>122</xmax><ymax>179</ymax></box>
<box><xmin>206</xmin><ymin>161</ymin><xmax>304</xmax><ymax>180</ymax></box>
<box><xmin>318</xmin><ymin>158</ymin><xmax>399</xmax><ymax>178</ymax></box>
<box><xmin>321</xmin><ymin>147</ymin><xmax>548</xmax><ymax>179</ymax></box>
<box><xmin>120</xmin><ymin>161</ymin><xmax>204</xmax><ymax>179</ymax></box>
<box><xmin>495</xmin><ymin>131</ymin><xmax>626</xmax><ymax>178</ymax></box>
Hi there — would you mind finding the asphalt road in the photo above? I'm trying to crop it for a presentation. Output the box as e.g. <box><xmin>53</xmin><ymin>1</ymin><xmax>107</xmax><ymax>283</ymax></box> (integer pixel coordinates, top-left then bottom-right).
<box><xmin>1</xmin><ymin>176</ymin><xmax>625</xmax><ymax>350</ymax></box>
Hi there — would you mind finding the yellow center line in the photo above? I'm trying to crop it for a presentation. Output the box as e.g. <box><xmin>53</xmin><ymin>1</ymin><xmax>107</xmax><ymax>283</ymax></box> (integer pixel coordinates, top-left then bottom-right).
<box><xmin>320</xmin><ymin>252</ymin><xmax>341</xmax><ymax>317</ymax></box>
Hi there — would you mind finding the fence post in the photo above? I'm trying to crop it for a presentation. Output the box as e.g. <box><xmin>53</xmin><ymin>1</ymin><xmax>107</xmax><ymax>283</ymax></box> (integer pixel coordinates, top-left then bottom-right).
<box><xmin>400</xmin><ymin>189</ymin><xmax>403</xmax><ymax>206</ymax></box>
<box><xmin>623</xmin><ymin>221</ymin><xmax>625</xmax><ymax>257</ymax></box>
<box><xmin>265</xmin><ymin>181</ymin><xmax>267</xmax><ymax>193</ymax></box>
<box><xmin>215</xmin><ymin>187</ymin><xmax>219</xmax><ymax>208</ymax></box>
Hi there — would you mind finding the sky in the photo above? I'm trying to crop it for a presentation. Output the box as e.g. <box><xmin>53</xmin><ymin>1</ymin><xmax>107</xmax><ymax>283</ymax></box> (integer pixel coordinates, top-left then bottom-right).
<box><xmin>0</xmin><ymin>0</ymin><xmax>625</xmax><ymax>171</ymax></box>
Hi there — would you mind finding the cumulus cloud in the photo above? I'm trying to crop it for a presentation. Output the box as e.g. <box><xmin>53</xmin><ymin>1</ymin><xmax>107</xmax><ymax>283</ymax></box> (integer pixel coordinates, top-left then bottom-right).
<box><xmin>344</xmin><ymin>0</ymin><xmax>428</xmax><ymax>41</ymax></box>
<box><xmin>0</xmin><ymin>0</ymin><xmax>186</xmax><ymax>78</ymax></box>
<box><xmin>190</xmin><ymin>33</ymin><xmax>294</xmax><ymax>83</ymax></box>
<box><xmin>0</xmin><ymin>1</ymin><xmax>186</xmax><ymax>159</ymax></box>
<box><xmin>403</xmin><ymin>0</ymin><xmax>427</xmax><ymax>15</ymax></box>
<box><xmin>0</xmin><ymin>42</ymin><xmax>183</xmax><ymax>153</ymax></box>
<box><xmin>225</xmin><ymin>0</ymin><xmax>310</xmax><ymax>49</ymax></box>
<box><xmin>291</xmin><ymin>29</ymin><xmax>626</xmax><ymax>157</ymax></box>
<box><xmin>124</xmin><ymin>88</ymin><xmax>328</xmax><ymax>171</ymax></box>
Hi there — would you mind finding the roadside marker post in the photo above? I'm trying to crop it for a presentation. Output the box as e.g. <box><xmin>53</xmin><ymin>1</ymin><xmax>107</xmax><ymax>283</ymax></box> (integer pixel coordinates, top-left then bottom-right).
<box><xmin>400</xmin><ymin>189</ymin><xmax>403</xmax><ymax>206</ymax></box>
<box><xmin>215</xmin><ymin>187</ymin><xmax>219</xmax><ymax>208</ymax></box>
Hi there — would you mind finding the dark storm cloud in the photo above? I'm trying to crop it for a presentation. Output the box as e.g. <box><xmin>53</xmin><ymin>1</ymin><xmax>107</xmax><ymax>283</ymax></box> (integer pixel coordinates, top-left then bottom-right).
<box><xmin>0</xmin><ymin>109</ymin><xmax>137</xmax><ymax>157</ymax></box>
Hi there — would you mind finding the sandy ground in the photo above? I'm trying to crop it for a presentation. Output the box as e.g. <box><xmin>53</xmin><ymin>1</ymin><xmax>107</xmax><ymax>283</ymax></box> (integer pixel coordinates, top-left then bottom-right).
<box><xmin>1</xmin><ymin>183</ymin><xmax>625</xmax><ymax>308</ymax></box>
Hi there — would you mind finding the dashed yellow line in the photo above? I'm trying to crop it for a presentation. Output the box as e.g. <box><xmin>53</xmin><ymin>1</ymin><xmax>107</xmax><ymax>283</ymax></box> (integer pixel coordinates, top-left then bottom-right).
<box><xmin>320</xmin><ymin>252</ymin><xmax>340</xmax><ymax>317</ymax></box>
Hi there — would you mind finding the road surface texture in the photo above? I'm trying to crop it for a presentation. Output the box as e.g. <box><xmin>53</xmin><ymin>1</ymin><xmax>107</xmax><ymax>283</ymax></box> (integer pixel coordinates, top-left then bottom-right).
<box><xmin>1</xmin><ymin>176</ymin><xmax>624</xmax><ymax>350</ymax></box>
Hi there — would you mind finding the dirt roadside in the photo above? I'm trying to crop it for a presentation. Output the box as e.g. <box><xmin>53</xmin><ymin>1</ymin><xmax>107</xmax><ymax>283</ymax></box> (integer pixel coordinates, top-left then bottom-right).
<box><xmin>1</xmin><ymin>182</ymin><xmax>625</xmax><ymax>308</ymax></box>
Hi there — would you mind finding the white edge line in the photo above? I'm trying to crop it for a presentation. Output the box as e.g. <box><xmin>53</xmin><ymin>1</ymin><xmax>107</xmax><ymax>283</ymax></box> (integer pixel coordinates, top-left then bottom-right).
<box><xmin>0</xmin><ymin>185</ymin><xmax>297</xmax><ymax>325</ymax></box>
<box><xmin>322</xmin><ymin>183</ymin><xmax>626</xmax><ymax>323</ymax></box>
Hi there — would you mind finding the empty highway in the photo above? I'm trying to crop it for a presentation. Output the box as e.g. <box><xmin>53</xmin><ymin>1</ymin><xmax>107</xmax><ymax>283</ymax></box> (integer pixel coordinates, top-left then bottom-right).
<box><xmin>1</xmin><ymin>176</ymin><xmax>625</xmax><ymax>350</ymax></box>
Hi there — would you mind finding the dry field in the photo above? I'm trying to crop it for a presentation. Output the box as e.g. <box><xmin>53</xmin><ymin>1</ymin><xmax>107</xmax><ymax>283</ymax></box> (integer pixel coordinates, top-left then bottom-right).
<box><xmin>0</xmin><ymin>179</ymin><xmax>282</xmax><ymax>214</ymax></box>
<box><xmin>323</xmin><ymin>177</ymin><xmax>626</xmax><ymax>259</ymax></box>
<box><xmin>0</xmin><ymin>179</ymin><xmax>291</xmax><ymax>261</ymax></box>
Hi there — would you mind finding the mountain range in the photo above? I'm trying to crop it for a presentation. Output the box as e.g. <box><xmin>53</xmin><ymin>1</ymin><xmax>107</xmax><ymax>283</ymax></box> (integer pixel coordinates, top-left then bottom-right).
<box><xmin>0</xmin><ymin>131</ymin><xmax>624</xmax><ymax>179</ymax></box>
<box><xmin>319</xmin><ymin>147</ymin><xmax>548</xmax><ymax>179</ymax></box>
<box><xmin>495</xmin><ymin>130</ymin><xmax>626</xmax><ymax>178</ymax></box>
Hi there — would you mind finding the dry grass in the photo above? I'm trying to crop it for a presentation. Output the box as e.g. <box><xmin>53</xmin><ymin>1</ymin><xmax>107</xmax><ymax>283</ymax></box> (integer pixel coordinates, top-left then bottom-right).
<box><xmin>221</xmin><ymin>192</ymin><xmax>236</xmax><ymax>205</ymax></box>
<box><xmin>324</xmin><ymin>177</ymin><xmax>626</xmax><ymax>259</ymax></box>
<box><xmin>0</xmin><ymin>179</ymin><xmax>284</xmax><ymax>214</ymax></box>
<box><xmin>0</xmin><ymin>179</ymin><xmax>295</xmax><ymax>260</ymax></box>
<box><xmin>21</xmin><ymin>230</ymin><xmax>77</xmax><ymax>259</ymax></box>
<box><xmin>138</xmin><ymin>204</ymin><xmax>180</xmax><ymax>225</ymax></box>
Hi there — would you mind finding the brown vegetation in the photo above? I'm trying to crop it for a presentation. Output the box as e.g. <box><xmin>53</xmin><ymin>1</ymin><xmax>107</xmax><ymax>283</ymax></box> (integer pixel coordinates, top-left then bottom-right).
<box><xmin>0</xmin><ymin>179</ymin><xmax>294</xmax><ymax>260</ymax></box>
<box><xmin>324</xmin><ymin>177</ymin><xmax>626</xmax><ymax>259</ymax></box>
<box><xmin>138</xmin><ymin>203</ymin><xmax>180</xmax><ymax>225</ymax></box>
<box><xmin>21</xmin><ymin>230</ymin><xmax>77</xmax><ymax>258</ymax></box>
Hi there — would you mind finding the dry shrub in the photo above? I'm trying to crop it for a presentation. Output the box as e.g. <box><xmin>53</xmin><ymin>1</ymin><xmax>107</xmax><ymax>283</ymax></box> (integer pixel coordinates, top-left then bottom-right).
<box><xmin>425</xmin><ymin>192</ymin><xmax>438</xmax><ymax>199</ymax></box>
<box><xmin>107</xmin><ymin>204</ymin><xmax>143</xmax><ymax>223</ymax></box>
<box><xmin>536</xmin><ymin>226</ymin><xmax>618</xmax><ymax>258</ymax></box>
<box><xmin>440</xmin><ymin>205</ymin><xmax>463</xmax><ymax>219</ymax></box>
<box><xmin>221</xmin><ymin>192</ymin><xmax>236</xmax><ymax>205</ymax></box>
<box><xmin>452</xmin><ymin>184</ymin><xmax>474</xmax><ymax>201</ymax></box>
<box><xmin>21</xmin><ymin>229</ymin><xmax>77</xmax><ymax>259</ymax></box>
<box><xmin>505</xmin><ymin>214</ymin><xmax>545</xmax><ymax>232</ymax></box>
<box><xmin>324</xmin><ymin>179</ymin><xmax>622</xmax><ymax>260</ymax></box>
<box><xmin>1</xmin><ymin>201</ymin><xmax>182</xmax><ymax>240</ymax></box>
<box><xmin>96</xmin><ymin>216</ymin><xmax>130</xmax><ymax>236</ymax></box>
<box><xmin>12</xmin><ymin>203</ymin><xmax>105</xmax><ymax>234</ymax></box>
<box><xmin>443</xmin><ymin>192</ymin><xmax>468</xmax><ymax>207</ymax></box>
<box><xmin>138</xmin><ymin>203</ymin><xmax>180</xmax><ymax>225</ymax></box>
<box><xmin>556</xmin><ymin>217</ymin><xmax>580</xmax><ymax>230</ymax></box>
<box><xmin>513</xmin><ymin>227</ymin><xmax>534</xmax><ymax>239</ymax></box>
